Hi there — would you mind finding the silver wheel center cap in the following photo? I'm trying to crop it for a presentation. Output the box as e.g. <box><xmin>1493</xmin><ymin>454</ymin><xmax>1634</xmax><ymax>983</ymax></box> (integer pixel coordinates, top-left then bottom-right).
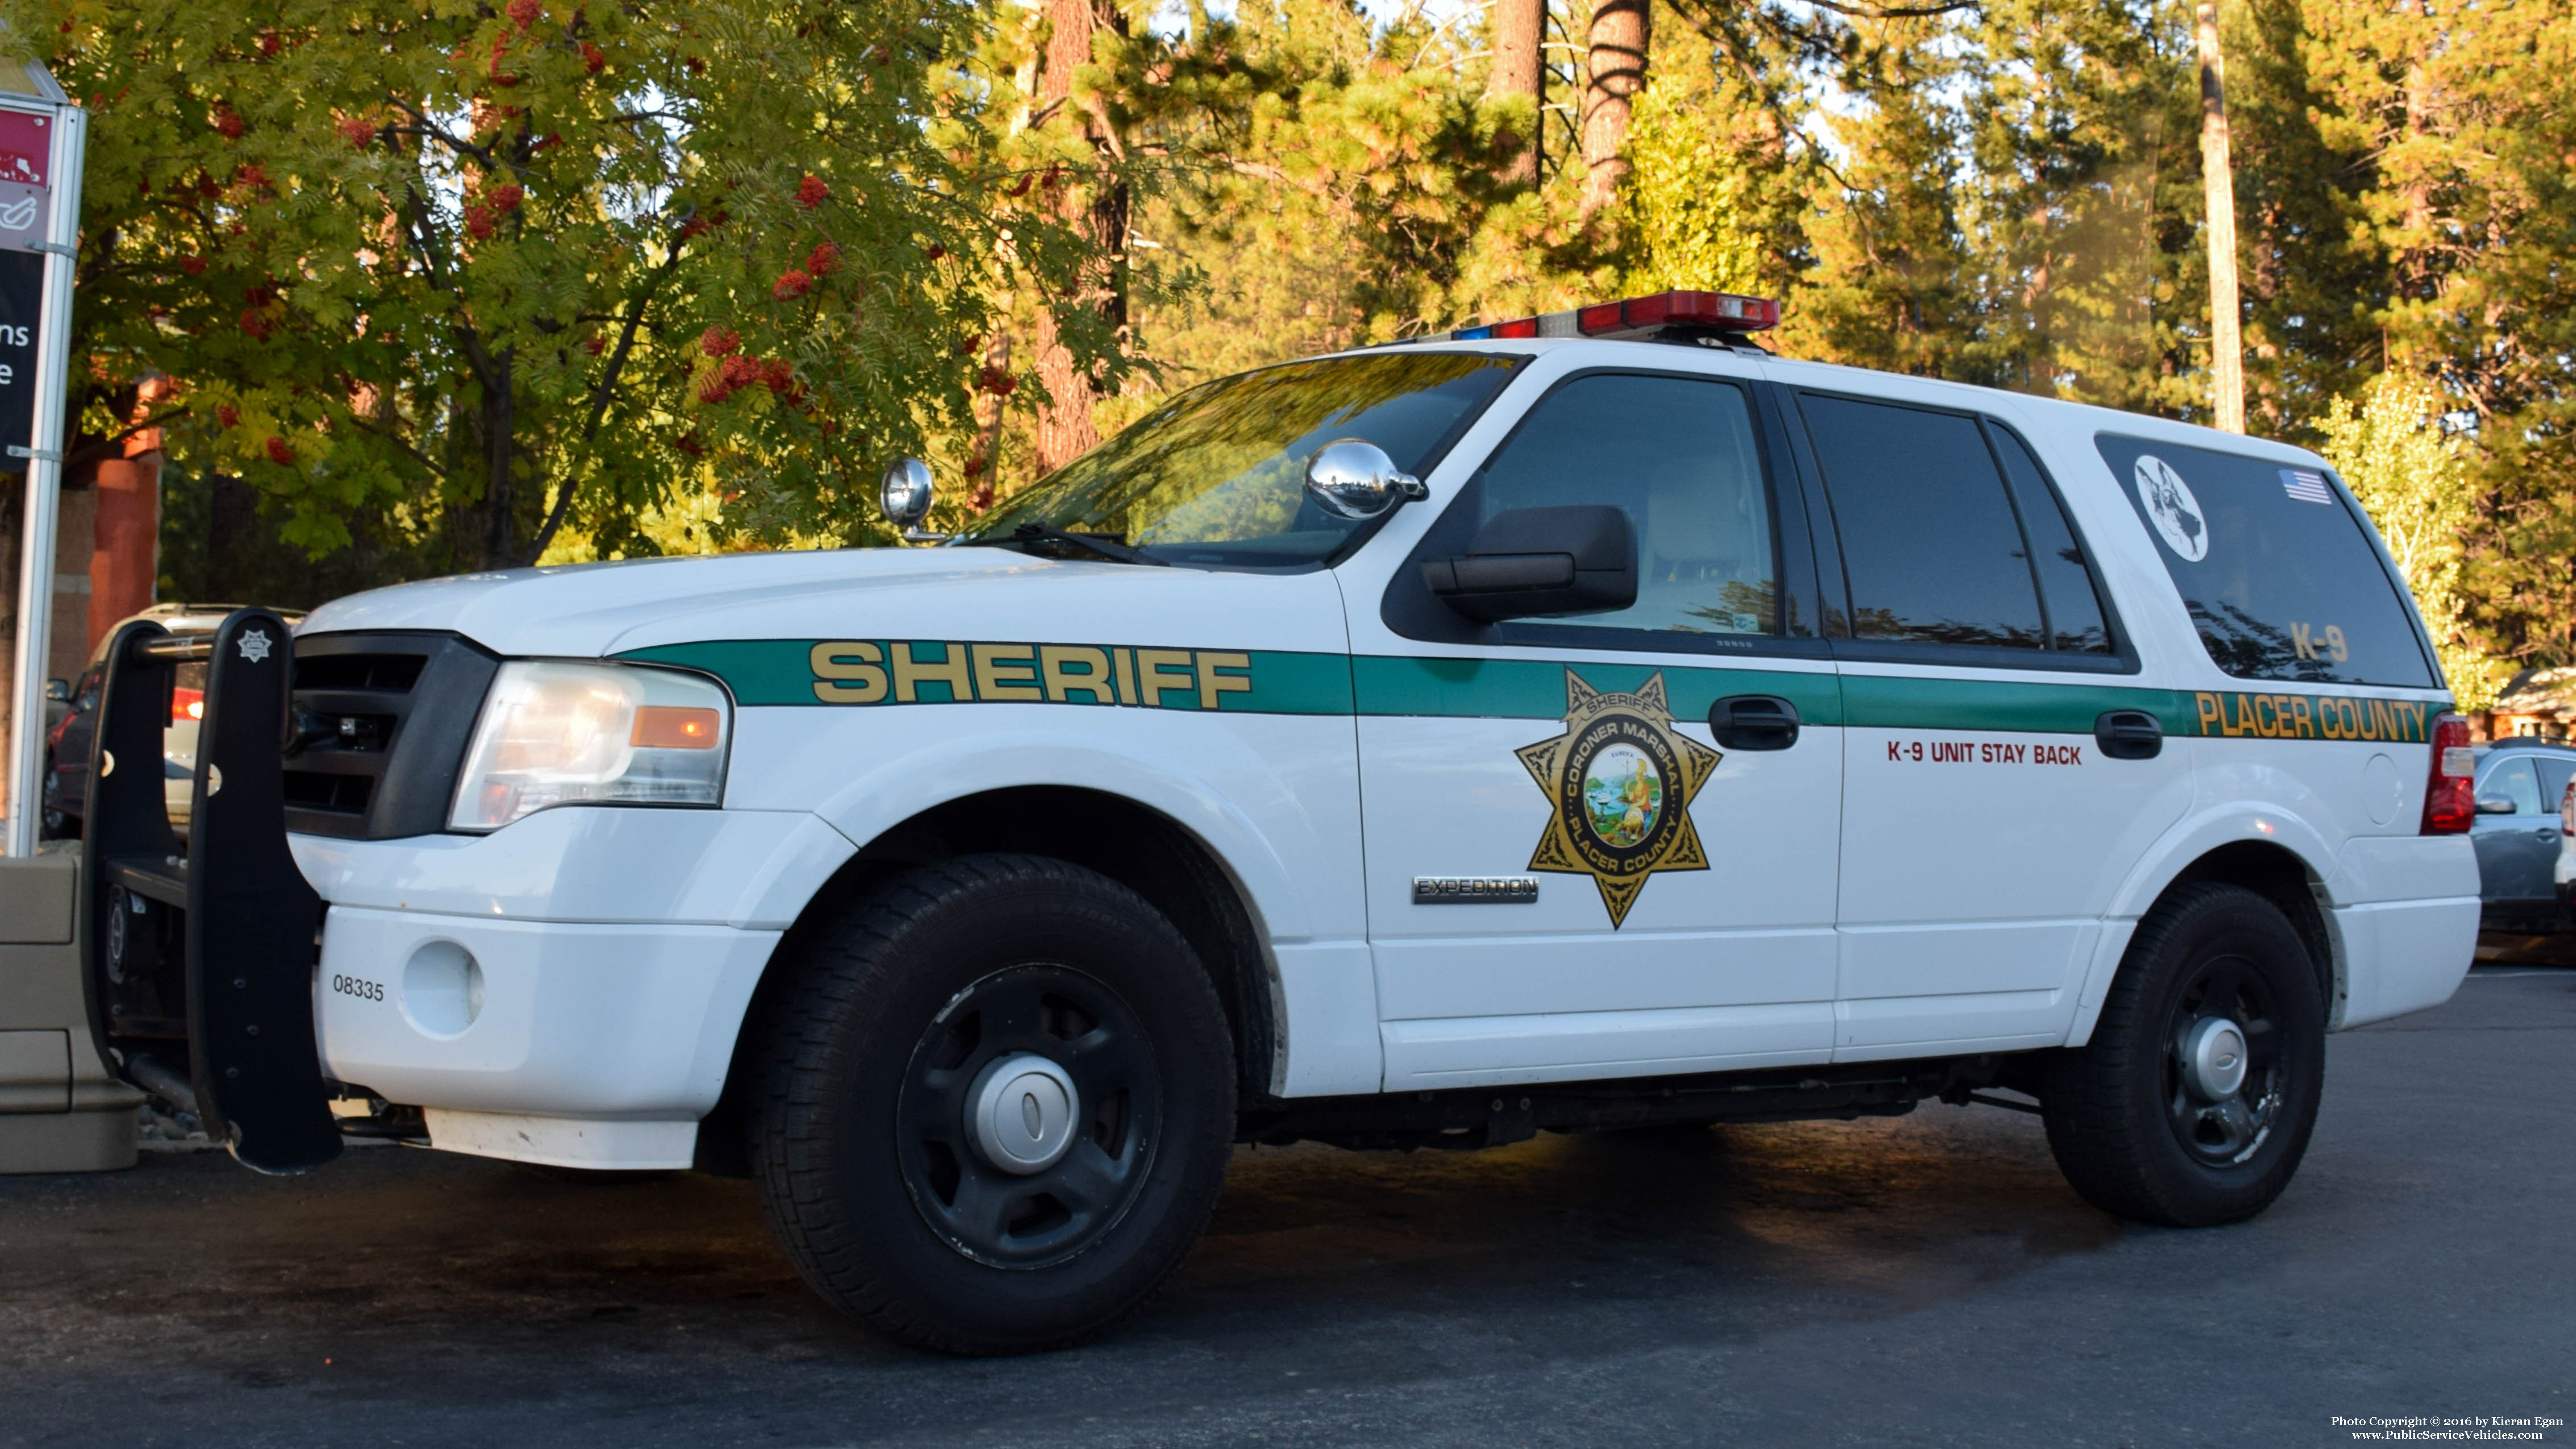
<box><xmin>966</xmin><ymin>1052</ymin><xmax>1080</xmax><ymax>1175</ymax></box>
<box><xmin>2184</xmin><ymin>1016</ymin><xmax>2249</xmax><ymax>1099</ymax></box>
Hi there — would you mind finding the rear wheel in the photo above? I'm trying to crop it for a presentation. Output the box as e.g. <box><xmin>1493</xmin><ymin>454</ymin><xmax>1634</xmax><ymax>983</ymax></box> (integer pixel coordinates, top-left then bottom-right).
<box><xmin>2042</xmin><ymin>882</ymin><xmax>2325</xmax><ymax>1227</ymax></box>
<box><xmin>746</xmin><ymin>854</ymin><xmax>1234</xmax><ymax>1354</ymax></box>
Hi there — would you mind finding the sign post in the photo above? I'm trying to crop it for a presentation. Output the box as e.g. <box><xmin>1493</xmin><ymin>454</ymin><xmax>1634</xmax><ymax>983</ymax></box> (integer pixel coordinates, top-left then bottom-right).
<box><xmin>0</xmin><ymin>64</ymin><xmax>83</xmax><ymax>857</ymax></box>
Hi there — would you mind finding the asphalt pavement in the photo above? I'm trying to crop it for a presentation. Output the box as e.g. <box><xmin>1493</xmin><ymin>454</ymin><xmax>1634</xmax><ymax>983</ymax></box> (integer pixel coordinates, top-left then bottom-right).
<box><xmin>3</xmin><ymin>964</ymin><xmax>2570</xmax><ymax>1448</ymax></box>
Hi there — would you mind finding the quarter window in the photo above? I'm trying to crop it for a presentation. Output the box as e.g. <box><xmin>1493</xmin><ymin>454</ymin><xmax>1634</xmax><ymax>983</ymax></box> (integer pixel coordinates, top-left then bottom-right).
<box><xmin>1990</xmin><ymin>427</ymin><xmax>2113</xmax><ymax>653</ymax></box>
<box><xmin>2096</xmin><ymin>434</ymin><xmax>2436</xmax><ymax>688</ymax></box>
<box><xmin>1472</xmin><ymin>374</ymin><xmax>1777</xmax><ymax>634</ymax></box>
<box><xmin>1797</xmin><ymin>394</ymin><xmax>2046</xmax><ymax>650</ymax></box>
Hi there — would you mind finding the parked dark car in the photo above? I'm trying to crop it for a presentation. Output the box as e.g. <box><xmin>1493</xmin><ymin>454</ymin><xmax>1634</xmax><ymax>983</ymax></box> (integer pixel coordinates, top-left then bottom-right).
<box><xmin>39</xmin><ymin>604</ymin><xmax>297</xmax><ymax>840</ymax></box>
<box><xmin>2470</xmin><ymin>739</ymin><xmax>2576</xmax><ymax>931</ymax></box>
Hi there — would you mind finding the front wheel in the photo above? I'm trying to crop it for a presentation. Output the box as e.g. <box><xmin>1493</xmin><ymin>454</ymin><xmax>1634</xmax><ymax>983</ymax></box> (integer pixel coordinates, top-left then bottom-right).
<box><xmin>746</xmin><ymin>854</ymin><xmax>1235</xmax><ymax>1354</ymax></box>
<box><xmin>2042</xmin><ymin>882</ymin><xmax>2326</xmax><ymax>1227</ymax></box>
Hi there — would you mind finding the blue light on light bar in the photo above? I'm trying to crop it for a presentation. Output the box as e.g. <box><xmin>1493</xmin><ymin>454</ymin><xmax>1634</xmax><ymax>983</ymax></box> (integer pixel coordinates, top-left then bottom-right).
<box><xmin>1449</xmin><ymin>325</ymin><xmax>1494</xmax><ymax>341</ymax></box>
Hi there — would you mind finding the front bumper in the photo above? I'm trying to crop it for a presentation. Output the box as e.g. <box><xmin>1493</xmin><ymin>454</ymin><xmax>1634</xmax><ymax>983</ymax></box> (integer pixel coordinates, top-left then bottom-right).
<box><xmin>290</xmin><ymin>806</ymin><xmax>853</xmax><ymax>1166</ymax></box>
<box><xmin>313</xmin><ymin>907</ymin><xmax>777</xmax><ymax>1124</ymax></box>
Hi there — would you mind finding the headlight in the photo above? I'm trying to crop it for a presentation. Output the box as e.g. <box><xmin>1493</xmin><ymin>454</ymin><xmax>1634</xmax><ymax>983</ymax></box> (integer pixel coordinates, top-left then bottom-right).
<box><xmin>449</xmin><ymin>661</ymin><xmax>730</xmax><ymax>832</ymax></box>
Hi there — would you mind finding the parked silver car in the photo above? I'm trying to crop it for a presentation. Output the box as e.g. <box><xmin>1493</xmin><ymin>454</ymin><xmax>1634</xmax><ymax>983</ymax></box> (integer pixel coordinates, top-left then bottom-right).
<box><xmin>2471</xmin><ymin>740</ymin><xmax>2576</xmax><ymax>930</ymax></box>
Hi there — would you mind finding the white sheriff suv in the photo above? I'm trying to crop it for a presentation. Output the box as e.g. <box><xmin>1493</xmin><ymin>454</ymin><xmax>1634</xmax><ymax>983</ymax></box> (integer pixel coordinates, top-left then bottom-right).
<box><xmin>81</xmin><ymin>289</ymin><xmax>2479</xmax><ymax>1354</ymax></box>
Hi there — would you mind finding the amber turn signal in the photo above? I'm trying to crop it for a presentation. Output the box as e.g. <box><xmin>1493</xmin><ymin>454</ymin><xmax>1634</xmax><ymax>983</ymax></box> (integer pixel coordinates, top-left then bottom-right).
<box><xmin>631</xmin><ymin>705</ymin><xmax>723</xmax><ymax>749</ymax></box>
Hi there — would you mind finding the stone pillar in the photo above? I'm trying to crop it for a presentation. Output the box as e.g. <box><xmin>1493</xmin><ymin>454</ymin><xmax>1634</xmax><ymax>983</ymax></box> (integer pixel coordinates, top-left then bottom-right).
<box><xmin>45</xmin><ymin>471</ymin><xmax>91</xmax><ymax>687</ymax></box>
<box><xmin>88</xmin><ymin>407</ymin><xmax>160</xmax><ymax>652</ymax></box>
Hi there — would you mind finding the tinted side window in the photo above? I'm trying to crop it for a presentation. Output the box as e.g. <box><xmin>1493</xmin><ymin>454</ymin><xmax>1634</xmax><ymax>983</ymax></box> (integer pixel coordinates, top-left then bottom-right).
<box><xmin>1989</xmin><ymin>427</ymin><xmax>2112</xmax><ymax>653</ymax></box>
<box><xmin>2483</xmin><ymin>755</ymin><xmax>2544</xmax><ymax>814</ymax></box>
<box><xmin>2541</xmin><ymin>759</ymin><xmax>2575</xmax><ymax>816</ymax></box>
<box><xmin>1798</xmin><ymin>394</ymin><xmax>2044</xmax><ymax>649</ymax></box>
<box><xmin>2096</xmin><ymin>434</ymin><xmax>2436</xmax><ymax>687</ymax></box>
<box><xmin>1474</xmin><ymin>374</ymin><xmax>1777</xmax><ymax>634</ymax></box>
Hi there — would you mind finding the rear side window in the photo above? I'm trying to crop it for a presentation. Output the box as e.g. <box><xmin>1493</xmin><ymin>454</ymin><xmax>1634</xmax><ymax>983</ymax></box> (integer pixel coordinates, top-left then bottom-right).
<box><xmin>1797</xmin><ymin>394</ymin><xmax>2044</xmax><ymax>649</ymax></box>
<box><xmin>2543</xmin><ymin>759</ymin><xmax>2576</xmax><ymax>816</ymax></box>
<box><xmin>2096</xmin><ymin>434</ymin><xmax>2434</xmax><ymax>688</ymax></box>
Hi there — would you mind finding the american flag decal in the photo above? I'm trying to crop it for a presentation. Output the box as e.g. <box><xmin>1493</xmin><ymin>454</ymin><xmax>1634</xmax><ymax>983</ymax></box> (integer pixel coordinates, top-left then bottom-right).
<box><xmin>2280</xmin><ymin>468</ymin><xmax>2334</xmax><ymax>504</ymax></box>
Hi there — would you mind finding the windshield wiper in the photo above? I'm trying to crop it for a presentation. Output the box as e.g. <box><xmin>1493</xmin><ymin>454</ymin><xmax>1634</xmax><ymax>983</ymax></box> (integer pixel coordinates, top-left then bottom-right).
<box><xmin>968</xmin><ymin>523</ymin><xmax>1169</xmax><ymax>567</ymax></box>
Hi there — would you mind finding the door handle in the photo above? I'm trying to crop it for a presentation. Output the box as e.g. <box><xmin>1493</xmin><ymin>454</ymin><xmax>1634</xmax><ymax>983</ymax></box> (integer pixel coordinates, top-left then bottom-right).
<box><xmin>1709</xmin><ymin>694</ymin><xmax>1799</xmax><ymax>751</ymax></box>
<box><xmin>2094</xmin><ymin>709</ymin><xmax>2163</xmax><ymax>761</ymax></box>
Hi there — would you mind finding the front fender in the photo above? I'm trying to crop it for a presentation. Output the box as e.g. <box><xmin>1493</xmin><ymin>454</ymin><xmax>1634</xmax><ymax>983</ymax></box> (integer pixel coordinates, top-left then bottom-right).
<box><xmin>731</xmin><ymin>704</ymin><xmax>1355</xmax><ymax>946</ymax></box>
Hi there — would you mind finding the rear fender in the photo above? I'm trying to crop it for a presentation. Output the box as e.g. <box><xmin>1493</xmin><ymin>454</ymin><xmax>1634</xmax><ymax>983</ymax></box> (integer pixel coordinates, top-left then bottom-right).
<box><xmin>2065</xmin><ymin>802</ymin><xmax>2342</xmax><ymax>1046</ymax></box>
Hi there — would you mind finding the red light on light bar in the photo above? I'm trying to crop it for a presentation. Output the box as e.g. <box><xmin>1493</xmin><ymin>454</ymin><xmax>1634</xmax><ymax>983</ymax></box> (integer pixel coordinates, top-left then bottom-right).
<box><xmin>1576</xmin><ymin>290</ymin><xmax>1779</xmax><ymax>336</ymax></box>
<box><xmin>1491</xmin><ymin>317</ymin><xmax>1540</xmax><ymax>339</ymax></box>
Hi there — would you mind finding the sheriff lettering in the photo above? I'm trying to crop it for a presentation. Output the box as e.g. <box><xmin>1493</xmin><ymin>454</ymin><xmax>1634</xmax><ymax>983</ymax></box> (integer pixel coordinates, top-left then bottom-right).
<box><xmin>808</xmin><ymin>640</ymin><xmax>1254</xmax><ymax>709</ymax></box>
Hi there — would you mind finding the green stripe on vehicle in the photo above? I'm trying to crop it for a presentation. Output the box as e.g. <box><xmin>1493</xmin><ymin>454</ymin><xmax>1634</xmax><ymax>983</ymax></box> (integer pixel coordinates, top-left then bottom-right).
<box><xmin>620</xmin><ymin>638</ymin><xmax>2444</xmax><ymax>740</ymax></box>
<box><xmin>1836</xmin><ymin>673</ymin><xmax>2195</xmax><ymax>736</ymax></box>
<box><xmin>1350</xmin><ymin>654</ymin><xmax>1847</xmax><ymax>724</ymax></box>
<box><xmin>619</xmin><ymin>638</ymin><xmax>1356</xmax><ymax>715</ymax></box>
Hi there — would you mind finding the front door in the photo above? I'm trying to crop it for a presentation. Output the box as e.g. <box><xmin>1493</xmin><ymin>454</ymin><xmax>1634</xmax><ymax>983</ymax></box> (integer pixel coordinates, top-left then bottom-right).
<box><xmin>1351</xmin><ymin>366</ymin><xmax>1844</xmax><ymax>1091</ymax></box>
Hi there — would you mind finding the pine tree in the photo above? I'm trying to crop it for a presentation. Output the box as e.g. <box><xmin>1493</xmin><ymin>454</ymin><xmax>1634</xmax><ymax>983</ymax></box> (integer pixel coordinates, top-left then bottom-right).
<box><xmin>1790</xmin><ymin>19</ymin><xmax>1976</xmax><ymax>377</ymax></box>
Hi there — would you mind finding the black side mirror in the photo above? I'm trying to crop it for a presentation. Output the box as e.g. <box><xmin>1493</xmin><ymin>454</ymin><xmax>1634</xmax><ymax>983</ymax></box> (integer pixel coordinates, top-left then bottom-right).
<box><xmin>44</xmin><ymin>678</ymin><xmax>69</xmax><ymax>703</ymax></box>
<box><xmin>1423</xmin><ymin>505</ymin><xmax>1637</xmax><ymax>624</ymax></box>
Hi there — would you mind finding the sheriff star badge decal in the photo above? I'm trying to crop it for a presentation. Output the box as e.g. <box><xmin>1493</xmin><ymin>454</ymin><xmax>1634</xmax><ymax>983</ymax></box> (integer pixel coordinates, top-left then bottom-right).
<box><xmin>1516</xmin><ymin>670</ymin><xmax>1720</xmax><ymax>928</ymax></box>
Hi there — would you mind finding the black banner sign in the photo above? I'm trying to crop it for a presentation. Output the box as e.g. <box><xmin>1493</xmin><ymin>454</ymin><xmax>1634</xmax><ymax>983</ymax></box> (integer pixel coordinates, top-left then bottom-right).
<box><xmin>0</xmin><ymin>247</ymin><xmax>38</xmax><ymax>475</ymax></box>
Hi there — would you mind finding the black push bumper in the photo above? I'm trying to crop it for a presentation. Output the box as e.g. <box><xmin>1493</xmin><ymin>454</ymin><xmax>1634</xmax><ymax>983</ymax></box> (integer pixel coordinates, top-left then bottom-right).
<box><xmin>79</xmin><ymin>609</ymin><xmax>341</xmax><ymax>1173</ymax></box>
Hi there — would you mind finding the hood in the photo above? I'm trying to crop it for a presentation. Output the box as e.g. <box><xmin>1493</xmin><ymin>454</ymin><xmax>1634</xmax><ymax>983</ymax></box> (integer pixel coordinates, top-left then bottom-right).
<box><xmin>297</xmin><ymin>546</ymin><xmax>1351</xmax><ymax>659</ymax></box>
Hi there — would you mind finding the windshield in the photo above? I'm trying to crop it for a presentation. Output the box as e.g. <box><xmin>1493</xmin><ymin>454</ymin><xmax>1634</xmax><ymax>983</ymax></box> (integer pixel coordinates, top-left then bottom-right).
<box><xmin>956</xmin><ymin>351</ymin><xmax>1520</xmax><ymax>567</ymax></box>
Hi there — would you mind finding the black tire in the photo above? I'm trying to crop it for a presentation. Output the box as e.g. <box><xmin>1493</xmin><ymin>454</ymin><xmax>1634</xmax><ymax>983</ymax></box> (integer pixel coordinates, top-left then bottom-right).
<box><xmin>745</xmin><ymin>854</ymin><xmax>1235</xmax><ymax>1355</ymax></box>
<box><xmin>2043</xmin><ymin>882</ymin><xmax>2326</xmax><ymax>1227</ymax></box>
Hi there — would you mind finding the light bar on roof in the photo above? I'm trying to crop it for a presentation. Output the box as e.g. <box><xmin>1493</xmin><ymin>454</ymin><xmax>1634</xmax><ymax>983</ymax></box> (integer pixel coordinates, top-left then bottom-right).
<box><xmin>1432</xmin><ymin>289</ymin><xmax>1779</xmax><ymax>345</ymax></box>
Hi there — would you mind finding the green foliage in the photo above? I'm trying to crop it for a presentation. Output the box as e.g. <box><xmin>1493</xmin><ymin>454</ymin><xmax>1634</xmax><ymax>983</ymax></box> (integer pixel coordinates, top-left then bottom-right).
<box><xmin>12</xmin><ymin>0</ymin><xmax>1124</xmax><ymax>569</ymax></box>
<box><xmin>2318</xmin><ymin>371</ymin><xmax>2494</xmax><ymax>711</ymax></box>
<box><xmin>1618</xmin><ymin>33</ymin><xmax>1777</xmax><ymax>298</ymax></box>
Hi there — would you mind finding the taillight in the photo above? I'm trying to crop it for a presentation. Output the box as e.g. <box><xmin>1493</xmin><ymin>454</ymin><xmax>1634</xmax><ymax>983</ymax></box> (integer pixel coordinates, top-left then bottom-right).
<box><xmin>2560</xmin><ymin>779</ymin><xmax>2573</xmax><ymax>838</ymax></box>
<box><xmin>2420</xmin><ymin>713</ymin><xmax>2474</xmax><ymax>834</ymax></box>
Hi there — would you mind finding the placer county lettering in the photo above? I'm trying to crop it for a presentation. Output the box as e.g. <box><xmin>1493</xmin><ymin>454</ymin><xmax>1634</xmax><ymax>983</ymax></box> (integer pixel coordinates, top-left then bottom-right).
<box><xmin>2193</xmin><ymin>690</ymin><xmax>2431</xmax><ymax>742</ymax></box>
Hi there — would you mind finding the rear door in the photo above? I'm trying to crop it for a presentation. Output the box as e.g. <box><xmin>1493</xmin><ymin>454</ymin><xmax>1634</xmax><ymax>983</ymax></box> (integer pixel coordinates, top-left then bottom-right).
<box><xmin>1353</xmin><ymin>365</ymin><xmax>1845</xmax><ymax>1090</ymax></box>
<box><xmin>1783</xmin><ymin>391</ymin><xmax>2193</xmax><ymax>1060</ymax></box>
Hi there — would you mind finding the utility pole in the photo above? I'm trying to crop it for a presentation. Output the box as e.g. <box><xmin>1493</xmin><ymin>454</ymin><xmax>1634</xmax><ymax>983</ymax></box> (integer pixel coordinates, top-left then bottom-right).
<box><xmin>2196</xmin><ymin>1</ymin><xmax>2245</xmax><ymax>433</ymax></box>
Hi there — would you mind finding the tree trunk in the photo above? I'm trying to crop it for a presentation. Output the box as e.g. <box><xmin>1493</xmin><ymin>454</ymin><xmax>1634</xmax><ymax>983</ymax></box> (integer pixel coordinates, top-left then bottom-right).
<box><xmin>968</xmin><ymin>327</ymin><xmax>1013</xmax><ymax>511</ymax></box>
<box><xmin>1029</xmin><ymin>0</ymin><xmax>1127</xmax><ymax>478</ymax></box>
<box><xmin>482</xmin><ymin>347</ymin><xmax>516</xmax><ymax>566</ymax></box>
<box><xmin>1579</xmin><ymin>0</ymin><xmax>1651</xmax><ymax>218</ymax></box>
<box><xmin>2195</xmin><ymin>2</ymin><xmax>2244</xmax><ymax>434</ymax></box>
<box><xmin>1488</xmin><ymin>0</ymin><xmax>1545</xmax><ymax>189</ymax></box>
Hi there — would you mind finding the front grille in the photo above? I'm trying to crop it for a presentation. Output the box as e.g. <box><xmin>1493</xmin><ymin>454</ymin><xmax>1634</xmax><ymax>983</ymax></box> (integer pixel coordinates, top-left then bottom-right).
<box><xmin>284</xmin><ymin>632</ymin><xmax>500</xmax><ymax>840</ymax></box>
